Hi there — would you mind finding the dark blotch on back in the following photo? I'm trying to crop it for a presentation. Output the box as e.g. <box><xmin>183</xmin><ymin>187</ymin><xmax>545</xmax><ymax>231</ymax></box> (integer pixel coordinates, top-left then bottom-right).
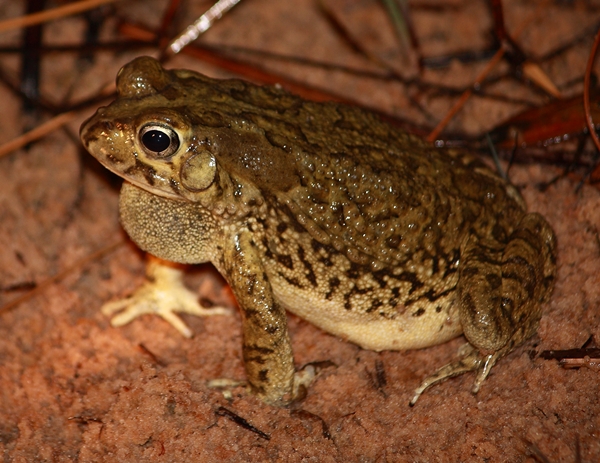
<box><xmin>485</xmin><ymin>273</ymin><xmax>502</xmax><ymax>290</ymax></box>
<box><xmin>259</xmin><ymin>369</ymin><xmax>269</xmax><ymax>382</ymax></box>
<box><xmin>297</xmin><ymin>245</ymin><xmax>317</xmax><ymax>287</ymax></box>
<box><xmin>366</xmin><ymin>299</ymin><xmax>383</xmax><ymax>313</ymax></box>
<box><xmin>385</xmin><ymin>235</ymin><xmax>402</xmax><ymax>249</ymax></box>
<box><xmin>346</xmin><ymin>263</ymin><xmax>362</xmax><ymax>279</ymax></box>
<box><xmin>197</xmin><ymin>110</ymin><xmax>227</xmax><ymax>127</ymax></box>
<box><xmin>372</xmin><ymin>269</ymin><xmax>391</xmax><ymax>288</ymax></box>
<box><xmin>276</xmin><ymin>254</ymin><xmax>294</xmax><ymax>270</ymax></box>
<box><xmin>325</xmin><ymin>276</ymin><xmax>340</xmax><ymax>300</ymax></box>
<box><xmin>262</xmin><ymin>238</ymin><xmax>273</xmax><ymax>259</ymax></box>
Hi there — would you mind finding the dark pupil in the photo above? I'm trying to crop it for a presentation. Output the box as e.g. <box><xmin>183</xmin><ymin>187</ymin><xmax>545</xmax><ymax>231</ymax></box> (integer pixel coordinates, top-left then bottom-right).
<box><xmin>142</xmin><ymin>130</ymin><xmax>171</xmax><ymax>153</ymax></box>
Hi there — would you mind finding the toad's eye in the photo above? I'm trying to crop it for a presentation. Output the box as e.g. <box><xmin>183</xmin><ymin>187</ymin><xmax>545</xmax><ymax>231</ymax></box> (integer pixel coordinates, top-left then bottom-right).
<box><xmin>139</xmin><ymin>124</ymin><xmax>180</xmax><ymax>157</ymax></box>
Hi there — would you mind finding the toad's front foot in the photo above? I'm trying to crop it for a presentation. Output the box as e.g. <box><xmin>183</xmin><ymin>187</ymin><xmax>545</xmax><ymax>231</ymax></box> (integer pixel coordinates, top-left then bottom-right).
<box><xmin>409</xmin><ymin>344</ymin><xmax>501</xmax><ymax>406</ymax></box>
<box><xmin>102</xmin><ymin>256</ymin><xmax>230</xmax><ymax>338</ymax></box>
<box><xmin>208</xmin><ymin>364</ymin><xmax>317</xmax><ymax>405</ymax></box>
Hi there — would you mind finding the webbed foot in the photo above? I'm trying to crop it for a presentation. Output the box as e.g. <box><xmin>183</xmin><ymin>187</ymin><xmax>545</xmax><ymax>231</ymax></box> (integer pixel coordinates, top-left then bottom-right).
<box><xmin>409</xmin><ymin>343</ymin><xmax>501</xmax><ymax>406</ymax></box>
<box><xmin>207</xmin><ymin>364</ymin><xmax>318</xmax><ymax>405</ymax></box>
<box><xmin>103</xmin><ymin>256</ymin><xmax>230</xmax><ymax>338</ymax></box>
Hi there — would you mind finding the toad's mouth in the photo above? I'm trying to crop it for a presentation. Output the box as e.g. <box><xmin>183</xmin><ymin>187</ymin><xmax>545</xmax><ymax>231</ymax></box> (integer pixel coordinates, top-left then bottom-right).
<box><xmin>100</xmin><ymin>161</ymin><xmax>187</xmax><ymax>202</ymax></box>
<box><xmin>126</xmin><ymin>177</ymin><xmax>187</xmax><ymax>202</ymax></box>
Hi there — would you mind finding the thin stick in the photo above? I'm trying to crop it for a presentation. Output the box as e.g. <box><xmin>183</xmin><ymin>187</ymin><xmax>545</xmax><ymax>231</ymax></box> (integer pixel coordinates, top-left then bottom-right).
<box><xmin>165</xmin><ymin>0</ymin><xmax>241</xmax><ymax>56</ymax></box>
<box><xmin>0</xmin><ymin>0</ymin><xmax>121</xmax><ymax>33</ymax></box>
<box><xmin>426</xmin><ymin>48</ymin><xmax>505</xmax><ymax>143</ymax></box>
<box><xmin>0</xmin><ymin>110</ymin><xmax>78</xmax><ymax>158</ymax></box>
<box><xmin>426</xmin><ymin>1</ymin><xmax>548</xmax><ymax>142</ymax></box>
<box><xmin>0</xmin><ymin>77</ymin><xmax>115</xmax><ymax>159</ymax></box>
<box><xmin>0</xmin><ymin>240</ymin><xmax>124</xmax><ymax>315</ymax></box>
<box><xmin>584</xmin><ymin>28</ymin><xmax>600</xmax><ymax>159</ymax></box>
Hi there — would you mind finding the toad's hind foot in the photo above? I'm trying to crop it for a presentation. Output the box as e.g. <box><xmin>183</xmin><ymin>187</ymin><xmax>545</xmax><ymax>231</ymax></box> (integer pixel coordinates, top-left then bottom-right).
<box><xmin>409</xmin><ymin>344</ymin><xmax>501</xmax><ymax>406</ymax></box>
<box><xmin>102</xmin><ymin>256</ymin><xmax>230</xmax><ymax>338</ymax></box>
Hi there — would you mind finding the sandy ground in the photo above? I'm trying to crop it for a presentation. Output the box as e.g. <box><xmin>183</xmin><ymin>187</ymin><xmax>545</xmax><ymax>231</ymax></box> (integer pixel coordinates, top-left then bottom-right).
<box><xmin>0</xmin><ymin>0</ymin><xmax>599</xmax><ymax>461</ymax></box>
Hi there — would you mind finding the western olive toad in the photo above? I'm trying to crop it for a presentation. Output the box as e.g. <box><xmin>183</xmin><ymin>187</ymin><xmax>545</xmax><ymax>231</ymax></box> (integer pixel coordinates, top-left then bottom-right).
<box><xmin>80</xmin><ymin>56</ymin><xmax>556</xmax><ymax>406</ymax></box>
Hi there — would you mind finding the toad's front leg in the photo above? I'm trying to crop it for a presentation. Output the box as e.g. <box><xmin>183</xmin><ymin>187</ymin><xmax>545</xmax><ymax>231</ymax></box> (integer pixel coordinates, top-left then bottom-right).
<box><xmin>221</xmin><ymin>230</ymin><xmax>310</xmax><ymax>406</ymax></box>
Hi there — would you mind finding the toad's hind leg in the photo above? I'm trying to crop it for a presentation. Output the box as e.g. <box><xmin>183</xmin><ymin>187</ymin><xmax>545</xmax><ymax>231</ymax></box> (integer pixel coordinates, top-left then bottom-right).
<box><xmin>411</xmin><ymin>212</ymin><xmax>556</xmax><ymax>405</ymax></box>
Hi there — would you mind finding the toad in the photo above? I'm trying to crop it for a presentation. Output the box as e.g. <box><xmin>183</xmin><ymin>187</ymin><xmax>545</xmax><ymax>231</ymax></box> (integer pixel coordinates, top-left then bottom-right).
<box><xmin>80</xmin><ymin>56</ymin><xmax>556</xmax><ymax>406</ymax></box>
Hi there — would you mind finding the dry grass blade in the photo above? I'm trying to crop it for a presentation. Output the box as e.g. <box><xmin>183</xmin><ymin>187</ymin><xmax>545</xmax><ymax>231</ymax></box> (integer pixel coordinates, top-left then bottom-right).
<box><xmin>0</xmin><ymin>0</ymin><xmax>121</xmax><ymax>33</ymax></box>
<box><xmin>380</xmin><ymin>0</ymin><xmax>412</xmax><ymax>51</ymax></box>
<box><xmin>521</xmin><ymin>62</ymin><xmax>561</xmax><ymax>99</ymax></box>
<box><xmin>426</xmin><ymin>1</ymin><xmax>550</xmax><ymax>142</ymax></box>
<box><xmin>0</xmin><ymin>241</ymin><xmax>124</xmax><ymax>315</ymax></box>
<box><xmin>584</xmin><ymin>27</ymin><xmax>600</xmax><ymax>182</ymax></box>
<box><xmin>0</xmin><ymin>110</ymin><xmax>78</xmax><ymax>159</ymax></box>
<box><xmin>121</xmin><ymin>22</ymin><xmax>353</xmax><ymax>105</ymax></box>
<box><xmin>426</xmin><ymin>47</ymin><xmax>505</xmax><ymax>143</ymax></box>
